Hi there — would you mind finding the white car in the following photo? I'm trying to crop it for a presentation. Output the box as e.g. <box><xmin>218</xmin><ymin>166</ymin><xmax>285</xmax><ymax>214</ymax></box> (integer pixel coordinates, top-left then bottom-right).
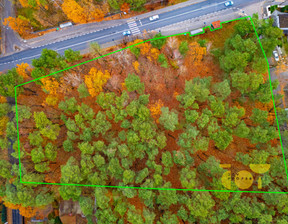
<box><xmin>122</xmin><ymin>30</ymin><xmax>131</xmax><ymax>36</ymax></box>
<box><xmin>224</xmin><ymin>1</ymin><xmax>234</xmax><ymax>6</ymax></box>
<box><xmin>149</xmin><ymin>15</ymin><xmax>159</xmax><ymax>21</ymax></box>
<box><xmin>273</xmin><ymin>51</ymin><xmax>279</xmax><ymax>62</ymax></box>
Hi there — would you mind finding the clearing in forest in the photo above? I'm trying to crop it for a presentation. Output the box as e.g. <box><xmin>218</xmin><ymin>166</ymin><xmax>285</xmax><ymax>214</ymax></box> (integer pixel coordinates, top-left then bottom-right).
<box><xmin>14</xmin><ymin>16</ymin><xmax>288</xmax><ymax>194</ymax></box>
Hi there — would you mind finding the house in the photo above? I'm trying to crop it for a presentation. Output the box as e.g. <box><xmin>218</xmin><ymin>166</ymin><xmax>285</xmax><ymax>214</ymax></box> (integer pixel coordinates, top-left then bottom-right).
<box><xmin>271</xmin><ymin>10</ymin><xmax>288</xmax><ymax>35</ymax></box>
<box><xmin>211</xmin><ymin>20</ymin><xmax>221</xmax><ymax>30</ymax></box>
<box><xmin>7</xmin><ymin>208</ymin><xmax>24</xmax><ymax>224</ymax></box>
<box><xmin>59</xmin><ymin>200</ymin><xmax>89</xmax><ymax>224</ymax></box>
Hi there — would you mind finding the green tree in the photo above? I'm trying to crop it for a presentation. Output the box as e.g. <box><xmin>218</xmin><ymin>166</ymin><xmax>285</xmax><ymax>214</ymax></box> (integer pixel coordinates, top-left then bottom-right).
<box><xmin>64</xmin><ymin>49</ymin><xmax>82</xmax><ymax>62</ymax></box>
<box><xmin>211</xmin><ymin>130</ymin><xmax>233</xmax><ymax>150</ymax></box>
<box><xmin>35</xmin><ymin>161</ymin><xmax>50</xmax><ymax>172</ymax></box>
<box><xmin>123</xmin><ymin>169</ymin><xmax>135</xmax><ymax>185</ymax></box>
<box><xmin>159</xmin><ymin>107</ymin><xmax>178</xmax><ymax>131</ymax></box>
<box><xmin>40</xmin><ymin>124</ymin><xmax>60</xmax><ymax>140</ymax></box>
<box><xmin>6</xmin><ymin>122</ymin><xmax>17</xmax><ymax>141</ymax></box>
<box><xmin>150</xmin><ymin>33</ymin><xmax>166</xmax><ymax>49</ymax></box>
<box><xmin>0</xmin><ymin>160</ymin><xmax>12</xmax><ymax>179</ymax></box>
<box><xmin>45</xmin><ymin>142</ymin><xmax>57</xmax><ymax>161</ymax></box>
<box><xmin>34</xmin><ymin>111</ymin><xmax>51</xmax><ymax>129</ymax></box>
<box><xmin>220</xmin><ymin>51</ymin><xmax>249</xmax><ymax>72</ymax></box>
<box><xmin>31</xmin><ymin>146</ymin><xmax>45</xmax><ymax>163</ymax></box>
<box><xmin>13</xmin><ymin>105</ymin><xmax>31</xmax><ymax>122</ymax></box>
<box><xmin>180</xmin><ymin>166</ymin><xmax>196</xmax><ymax>189</ymax></box>
<box><xmin>125</xmin><ymin>73</ymin><xmax>145</xmax><ymax>94</ymax></box>
<box><xmin>65</xmin><ymin>118</ymin><xmax>79</xmax><ymax>133</ymax></box>
<box><xmin>234</xmin><ymin>120</ymin><xmax>250</xmax><ymax>138</ymax></box>
<box><xmin>0</xmin><ymin>69</ymin><xmax>24</xmax><ymax>97</ymax></box>
<box><xmin>78</xmin><ymin>142</ymin><xmax>94</xmax><ymax>155</ymax></box>
<box><xmin>156</xmin><ymin>182</ymin><xmax>178</xmax><ymax>208</ymax></box>
<box><xmin>63</xmin><ymin>139</ymin><xmax>74</xmax><ymax>152</ymax></box>
<box><xmin>79</xmin><ymin>196</ymin><xmax>94</xmax><ymax>216</ymax></box>
<box><xmin>187</xmin><ymin>191</ymin><xmax>215</xmax><ymax>218</ymax></box>
<box><xmin>135</xmin><ymin>168</ymin><xmax>149</xmax><ymax>184</ymax></box>
<box><xmin>158</xmin><ymin>53</ymin><xmax>168</xmax><ymax>68</ymax></box>
<box><xmin>179</xmin><ymin>41</ymin><xmax>189</xmax><ymax>56</ymax></box>
<box><xmin>28</xmin><ymin>131</ymin><xmax>43</xmax><ymax>146</ymax></box>
<box><xmin>212</xmin><ymin>79</ymin><xmax>231</xmax><ymax>100</ymax></box>
<box><xmin>61</xmin><ymin>156</ymin><xmax>82</xmax><ymax>183</ymax></box>
<box><xmin>184</xmin><ymin>110</ymin><xmax>198</xmax><ymax>123</ymax></box>
<box><xmin>250</xmin><ymin>108</ymin><xmax>268</xmax><ymax>125</ymax></box>
<box><xmin>80</xmin><ymin>128</ymin><xmax>93</xmax><ymax>142</ymax></box>
<box><xmin>130</xmin><ymin>46</ymin><xmax>141</xmax><ymax>58</ymax></box>
<box><xmin>59</xmin><ymin>185</ymin><xmax>81</xmax><ymax>201</ymax></box>
<box><xmin>77</xmin><ymin>83</ymin><xmax>90</xmax><ymax>98</ymax></box>
<box><xmin>77</xmin><ymin>103</ymin><xmax>95</xmax><ymax>121</ymax></box>
<box><xmin>58</xmin><ymin>97</ymin><xmax>78</xmax><ymax>114</ymax></box>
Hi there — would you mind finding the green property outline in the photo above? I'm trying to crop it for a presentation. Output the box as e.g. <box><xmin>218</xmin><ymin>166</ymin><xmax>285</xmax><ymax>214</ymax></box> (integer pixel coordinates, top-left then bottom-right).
<box><xmin>14</xmin><ymin>16</ymin><xmax>288</xmax><ymax>194</ymax></box>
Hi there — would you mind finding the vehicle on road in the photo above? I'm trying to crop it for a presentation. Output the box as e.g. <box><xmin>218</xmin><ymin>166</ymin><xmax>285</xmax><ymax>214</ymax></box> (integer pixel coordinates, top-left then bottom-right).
<box><xmin>273</xmin><ymin>51</ymin><xmax>279</xmax><ymax>62</ymax></box>
<box><xmin>149</xmin><ymin>15</ymin><xmax>159</xmax><ymax>21</ymax></box>
<box><xmin>122</xmin><ymin>30</ymin><xmax>131</xmax><ymax>36</ymax></box>
<box><xmin>224</xmin><ymin>1</ymin><xmax>233</xmax><ymax>7</ymax></box>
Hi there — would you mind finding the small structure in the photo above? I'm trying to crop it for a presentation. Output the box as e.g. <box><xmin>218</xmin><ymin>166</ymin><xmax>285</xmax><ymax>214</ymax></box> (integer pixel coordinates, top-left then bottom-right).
<box><xmin>271</xmin><ymin>10</ymin><xmax>288</xmax><ymax>35</ymax></box>
<box><xmin>59</xmin><ymin>200</ymin><xmax>88</xmax><ymax>224</ymax></box>
<box><xmin>59</xmin><ymin>22</ymin><xmax>73</xmax><ymax>29</ymax></box>
<box><xmin>211</xmin><ymin>20</ymin><xmax>221</xmax><ymax>29</ymax></box>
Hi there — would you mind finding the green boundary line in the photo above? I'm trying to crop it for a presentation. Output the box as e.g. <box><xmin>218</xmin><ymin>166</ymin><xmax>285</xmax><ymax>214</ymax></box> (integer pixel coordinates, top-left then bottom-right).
<box><xmin>14</xmin><ymin>16</ymin><xmax>288</xmax><ymax>194</ymax></box>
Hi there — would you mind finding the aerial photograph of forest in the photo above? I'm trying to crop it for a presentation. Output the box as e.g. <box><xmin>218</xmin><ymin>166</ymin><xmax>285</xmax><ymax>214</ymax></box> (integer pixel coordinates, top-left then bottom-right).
<box><xmin>0</xmin><ymin>14</ymin><xmax>288</xmax><ymax>223</ymax></box>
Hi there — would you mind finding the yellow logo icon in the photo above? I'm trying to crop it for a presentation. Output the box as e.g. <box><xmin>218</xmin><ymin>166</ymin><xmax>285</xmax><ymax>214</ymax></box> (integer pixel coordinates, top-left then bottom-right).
<box><xmin>220</xmin><ymin>164</ymin><xmax>270</xmax><ymax>190</ymax></box>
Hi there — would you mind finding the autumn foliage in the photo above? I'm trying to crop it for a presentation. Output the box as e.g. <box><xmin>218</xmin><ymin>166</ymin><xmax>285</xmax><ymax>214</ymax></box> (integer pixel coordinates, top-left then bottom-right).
<box><xmin>16</xmin><ymin>63</ymin><xmax>29</xmax><ymax>79</ymax></box>
<box><xmin>61</xmin><ymin>0</ymin><xmax>87</xmax><ymax>23</ymax></box>
<box><xmin>19</xmin><ymin>206</ymin><xmax>37</xmax><ymax>218</ymax></box>
<box><xmin>3</xmin><ymin>17</ymin><xmax>30</xmax><ymax>36</ymax></box>
<box><xmin>84</xmin><ymin>67</ymin><xmax>111</xmax><ymax>97</ymax></box>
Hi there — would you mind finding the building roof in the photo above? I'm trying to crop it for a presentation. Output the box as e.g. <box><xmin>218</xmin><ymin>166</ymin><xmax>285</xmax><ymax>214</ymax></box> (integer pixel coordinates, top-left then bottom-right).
<box><xmin>211</xmin><ymin>20</ymin><xmax>221</xmax><ymax>29</ymax></box>
<box><xmin>279</xmin><ymin>14</ymin><xmax>288</xmax><ymax>28</ymax></box>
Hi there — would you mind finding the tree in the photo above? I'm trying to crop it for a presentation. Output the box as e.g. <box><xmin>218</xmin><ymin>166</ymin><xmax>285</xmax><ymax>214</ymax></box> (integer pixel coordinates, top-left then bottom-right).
<box><xmin>59</xmin><ymin>185</ymin><xmax>81</xmax><ymax>201</ymax></box>
<box><xmin>0</xmin><ymin>69</ymin><xmax>24</xmax><ymax>97</ymax></box>
<box><xmin>63</xmin><ymin>139</ymin><xmax>74</xmax><ymax>152</ymax></box>
<box><xmin>28</xmin><ymin>131</ymin><xmax>43</xmax><ymax>146</ymax></box>
<box><xmin>13</xmin><ymin>105</ymin><xmax>31</xmax><ymax>122</ymax></box>
<box><xmin>34</xmin><ymin>111</ymin><xmax>51</xmax><ymax>129</ymax></box>
<box><xmin>58</xmin><ymin>97</ymin><xmax>78</xmax><ymax>114</ymax></box>
<box><xmin>212</xmin><ymin>79</ymin><xmax>231</xmax><ymax>100</ymax></box>
<box><xmin>78</xmin><ymin>142</ymin><xmax>94</xmax><ymax>155</ymax></box>
<box><xmin>79</xmin><ymin>196</ymin><xmax>94</xmax><ymax>216</ymax></box>
<box><xmin>61</xmin><ymin>157</ymin><xmax>82</xmax><ymax>183</ymax></box>
<box><xmin>65</xmin><ymin>119</ymin><xmax>79</xmax><ymax>133</ymax></box>
<box><xmin>89</xmin><ymin>42</ymin><xmax>101</xmax><ymax>56</ymax></box>
<box><xmin>77</xmin><ymin>83</ymin><xmax>90</xmax><ymax>98</ymax></box>
<box><xmin>31</xmin><ymin>147</ymin><xmax>45</xmax><ymax>163</ymax></box>
<box><xmin>45</xmin><ymin>142</ymin><xmax>57</xmax><ymax>161</ymax></box>
<box><xmin>158</xmin><ymin>54</ymin><xmax>168</xmax><ymax>68</ymax></box>
<box><xmin>180</xmin><ymin>166</ymin><xmax>196</xmax><ymax>189</ymax></box>
<box><xmin>40</xmin><ymin>124</ymin><xmax>60</xmax><ymax>140</ymax></box>
<box><xmin>35</xmin><ymin>162</ymin><xmax>50</xmax><ymax>172</ymax></box>
<box><xmin>123</xmin><ymin>169</ymin><xmax>135</xmax><ymax>185</ymax></box>
<box><xmin>32</xmin><ymin>49</ymin><xmax>66</xmax><ymax>69</ymax></box>
<box><xmin>61</xmin><ymin>0</ymin><xmax>87</xmax><ymax>23</ymax></box>
<box><xmin>150</xmin><ymin>33</ymin><xmax>166</xmax><ymax>49</ymax></box>
<box><xmin>77</xmin><ymin>103</ymin><xmax>95</xmax><ymax>121</ymax></box>
<box><xmin>84</xmin><ymin>67</ymin><xmax>111</xmax><ymax>97</ymax></box>
<box><xmin>6</xmin><ymin>122</ymin><xmax>17</xmax><ymax>141</ymax></box>
<box><xmin>250</xmin><ymin>108</ymin><xmax>268</xmax><ymax>125</ymax></box>
<box><xmin>220</xmin><ymin>51</ymin><xmax>249</xmax><ymax>72</ymax></box>
<box><xmin>211</xmin><ymin>130</ymin><xmax>233</xmax><ymax>150</ymax></box>
<box><xmin>126</xmin><ymin>0</ymin><xmax>146</xmax><ymax>10</ymax></box>
<box><xmin>108</xmin><ymin>0</ymin><xmax>120</xmax><ymax>9</ymax></box>
<box><xmin>125</xmin><ymin>73</ymin><xmax>145</xmax><ymax>94</ymax></box>
<box><xmin>187</xmin><ymin>191</ymin><xmax>215</xmax><ymax>218</ymax></box>
<box><xmin>184</xmin><ymin>110</ymin><xmax>198</xmax><ymax>123</ymax></box>
<box><xmin>159</xmin><ymin>107</ymin><xmax>178</xmax><ymax>131</ymax></box>
<box><xmin>64</xmin><ymin>49</ymin><xmax>82</xmax><ymax>62</ymax></box>
<box><xmin>16</xmin><ymin>63</ymin><xmax>29</xmax><ymax>79</ymax></box>
<box><xmin>3</xmin><ymin>16</ymin><xmax>30</xmax><ymax>36</ymax></box>
<box><xmin>179</xmin><ymin>41</ymin><xmax>189</xmax><ymax>56</ymax></box>
<box><xmin>234</xmin><ymin>121</ymin><xmax>250</xmax><ymax>138</ymax></box>
<box><xmin>156</xmin><ymin>182</ymin><xmax>178</xmax><ymax>208</ymax></box>
<box><xmin>0</xmin><ymin>160</ymin><xmax>12</xmax><ymax>179</ymax></box>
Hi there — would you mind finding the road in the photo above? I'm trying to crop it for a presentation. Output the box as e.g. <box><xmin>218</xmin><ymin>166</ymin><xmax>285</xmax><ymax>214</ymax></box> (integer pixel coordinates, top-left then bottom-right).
<box><xmin>0</xmin><ymin>0</ymin><xmax>263</xmax><ymax>71</ymax></box>
<box><xmin>1</xmin><ymin>0</ymin><xmax>23</xmax><ymax>54</ymax></box>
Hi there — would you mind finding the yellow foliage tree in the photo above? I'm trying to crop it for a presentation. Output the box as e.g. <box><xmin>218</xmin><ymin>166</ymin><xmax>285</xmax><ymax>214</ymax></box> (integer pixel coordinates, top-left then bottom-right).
<box><xmin>91</xmin><ymin>8</ymin><xmax>105</xmax><ymax>22</ymax></box>
<box><xmin>140</xmin><ymin>42</ymin><xmax>151</xmax><ymax>56</ymax></box>
<box><xmin>16</xmin><ymin>63</ymin><xmax>29</xmax><ymax>79</ymax></box>
<box><xmin>42</xmin><ymin>77</ymin><xmax>59</xmax><ymax>95</ymax></box>
<box><xmin>149</xmin><ymin>99</ymin><xmax>164</xmax><ymax>118</ymax></box>
<box><xmin>84</xmin><ymin>67</ymin><xmax>111</xmax><ymax>97</ymax></box>
<box><xmin>189</xmin><ymin>42</ymin><xmax>206</xmax><ymax>64</ymax></box>
<box><xmin>19</xmin><ymin>206</ymin><xmax>37</xmax><ymax>218</ymax></box>
<box><xmin>0</xmin><ymin>116</ymin><xmax>9</xmax><ymax>136</ymax></box>
<box><xmin>133</xmin><ymin>61</ymin><xmax>139</xmax><ymax>73</ymax></box>
<box><xmin>3</xmin><ymin>17</ymin><xmax>30</xmax><ymax>36</ymax></box>
<box><xmin>61</xmin><ymin>0</ymin><xmax>87</xmax><ymax>23</ymax></box>
<box><xmin>19</xmin><ymin>0</ymin><xmax>29</xmax><ymax>7</ymax></box>
<box><xmin>0</xmin><ymin>96</ymin><xmax>7</xmax><ymax>103</ymax></box>
<box><xmin>4</xmin><ymin>201</ymin><xmax>20</xmax><ymax>210</ymax></box>
<box><xmin>150</xmin><ymin>48</ymin><xmax>160</xmax><ymax>60</ymax></box>
<box><xmin>45</xmin><ymin>95</ymin><xmax>59</xmax><ymax>106</ymax></box>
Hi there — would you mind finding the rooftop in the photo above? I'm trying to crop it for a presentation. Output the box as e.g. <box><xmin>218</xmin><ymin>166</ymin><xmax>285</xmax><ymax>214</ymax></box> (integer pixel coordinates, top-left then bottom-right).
<box><xmin>279</xmin><ymin>14</ymin><xmax>288</xmax><ymax>28</ymax></box>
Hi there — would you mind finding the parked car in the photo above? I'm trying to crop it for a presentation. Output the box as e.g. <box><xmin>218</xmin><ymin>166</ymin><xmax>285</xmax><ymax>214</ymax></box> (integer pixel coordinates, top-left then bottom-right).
<box><xmin>122</xmin><ymin>30</ymin><xmax>131</xmax><ymax>36</ymax></box>
<box><xmin>224</xmin><ymin>1</ymin><xmax>234</xmax><ymax>6</ymax></box>
<box><xmin>149</xmin><ymin>15</ymin><xmax>159</xmax><ymax>21</ymax></box>
<box><xmin>273</xmin><ymin>51</ymin><xmax>279</xmax><ymax>62</ymax></box>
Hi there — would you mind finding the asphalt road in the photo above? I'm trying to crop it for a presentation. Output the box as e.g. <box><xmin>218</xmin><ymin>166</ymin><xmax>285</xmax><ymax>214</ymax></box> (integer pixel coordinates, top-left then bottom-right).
<box><xmin>0</xmin><ymin>0</ymin><xmax>262</xmax><ymax>71</ymax></box>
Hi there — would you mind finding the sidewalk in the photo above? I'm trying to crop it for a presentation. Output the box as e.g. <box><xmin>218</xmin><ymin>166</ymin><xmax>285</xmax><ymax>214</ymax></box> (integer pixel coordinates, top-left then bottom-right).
<box><xmin>25</xmin><ymin>0</ymin><xmax>207</xmax><ymax>49</ymax></box>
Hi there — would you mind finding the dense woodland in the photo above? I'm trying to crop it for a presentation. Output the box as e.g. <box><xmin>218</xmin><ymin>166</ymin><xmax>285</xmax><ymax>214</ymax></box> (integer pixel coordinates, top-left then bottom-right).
<box><xmin>0</xmin><ymin>15</ymin><xmax>288</xmax><ymax>223</ymax></box>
